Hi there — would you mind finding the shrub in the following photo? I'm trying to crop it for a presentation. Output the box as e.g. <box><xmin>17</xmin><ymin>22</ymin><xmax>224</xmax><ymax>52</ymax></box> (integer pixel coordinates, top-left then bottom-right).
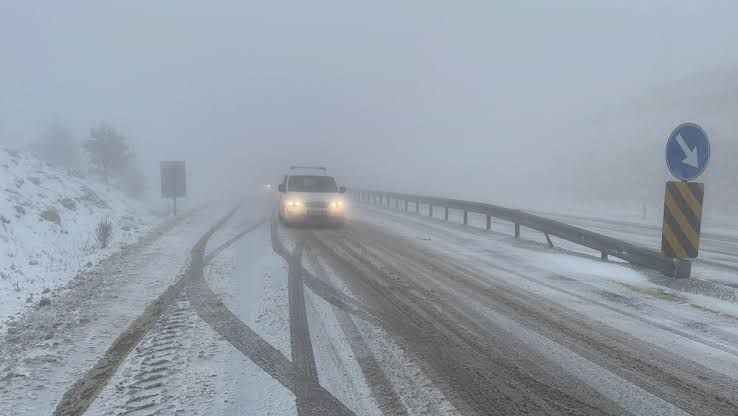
<box><xmin>96</xmin><ymin>217</ymin><xmax>113</xmax><ymax>249</ymax></box>
<box><xmin>78</xmin><ymin>186</ymin><xmax>109</xmax><ymax>209</ymax></box>
<box><xmin>40</xmin><ymin>207</ymin><xmax>61</xmax><ymax>225</ymax></box>
<box><xmin>59</xmin><ymin>198</ymin><xmax>77</xmax><ymax>211</ymax></box>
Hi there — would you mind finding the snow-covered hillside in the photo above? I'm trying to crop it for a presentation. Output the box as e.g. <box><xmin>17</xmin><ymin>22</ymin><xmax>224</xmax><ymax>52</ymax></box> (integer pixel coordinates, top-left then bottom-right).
<box><xmin>0</xmin><ymin>148</ymin><xmax>157</xmax><ymax>326</ymax></box>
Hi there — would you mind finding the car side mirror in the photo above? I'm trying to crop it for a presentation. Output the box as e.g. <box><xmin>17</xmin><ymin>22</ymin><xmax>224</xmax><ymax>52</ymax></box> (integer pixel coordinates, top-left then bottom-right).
<box><xmin>339</xmin><ymin>186</ymin><xmax>346</xmax><ymax>193</ymax></box>
<box><xmin>278</xmin><ymin>184</ymin><xmax>286</xmax><ymax>193</ymax></box>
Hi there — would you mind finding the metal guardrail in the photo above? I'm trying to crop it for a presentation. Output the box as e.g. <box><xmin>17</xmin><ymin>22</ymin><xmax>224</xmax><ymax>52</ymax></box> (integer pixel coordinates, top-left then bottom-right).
<box><xmin>353</xmin><ymin>189</ymin><xmax>687</xmax><ymax>278</ymax></box>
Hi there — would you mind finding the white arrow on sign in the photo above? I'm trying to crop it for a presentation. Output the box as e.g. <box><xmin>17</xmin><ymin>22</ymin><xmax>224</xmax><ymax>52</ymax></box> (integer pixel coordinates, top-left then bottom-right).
<box><xmin>676</xmin><ymin>133</ymin><xmax>700</xmax><ymax>168</ymax></box>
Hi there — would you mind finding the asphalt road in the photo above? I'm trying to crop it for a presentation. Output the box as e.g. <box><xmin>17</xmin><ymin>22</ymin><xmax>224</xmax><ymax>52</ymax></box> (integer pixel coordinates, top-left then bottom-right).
<box><xmin>50</xmin><ymin>200</ymin><xmax>738</xmax><ymax>415</ymax></box>
<box><xmin>292</xmin><ymin>212</ymin><xmax>738</xmax><ymax>416</ymax></box>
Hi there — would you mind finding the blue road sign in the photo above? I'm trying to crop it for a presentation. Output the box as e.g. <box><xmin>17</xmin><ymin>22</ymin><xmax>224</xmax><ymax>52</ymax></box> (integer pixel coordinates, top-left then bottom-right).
<box><xmin>666</xmin><ymin>123</ymin><xmax>710</xmax><ymax>181</ymax></box>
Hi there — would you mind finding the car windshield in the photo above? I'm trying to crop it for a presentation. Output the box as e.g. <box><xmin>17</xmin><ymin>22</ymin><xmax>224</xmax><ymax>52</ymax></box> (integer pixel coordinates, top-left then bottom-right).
<box><xmin>288</xmin><ymin>175</ymin><xmax>338</xmax><ymax>192</ymax></box>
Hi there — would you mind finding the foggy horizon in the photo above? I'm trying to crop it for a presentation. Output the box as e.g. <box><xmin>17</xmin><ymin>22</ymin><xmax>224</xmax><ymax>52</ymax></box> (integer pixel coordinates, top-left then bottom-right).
<box><xmin>2</xmin><ymin>1</ymin><xmax>737</xmax><ymax>215</ymax></box>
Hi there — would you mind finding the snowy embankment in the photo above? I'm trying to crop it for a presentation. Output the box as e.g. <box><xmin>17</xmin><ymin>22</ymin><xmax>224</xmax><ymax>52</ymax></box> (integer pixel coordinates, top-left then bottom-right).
<box><xmin>0</xmin><ymin>148</ymin><xmax>156</xmax><ymax>326</ymax></box>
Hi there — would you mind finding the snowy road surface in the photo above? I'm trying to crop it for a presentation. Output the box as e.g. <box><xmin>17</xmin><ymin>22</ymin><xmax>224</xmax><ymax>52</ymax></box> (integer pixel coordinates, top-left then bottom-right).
<box><xmin>3</xmin><ymin>196</ymin><xmax>738</xmax><ymax>415</ymax></box>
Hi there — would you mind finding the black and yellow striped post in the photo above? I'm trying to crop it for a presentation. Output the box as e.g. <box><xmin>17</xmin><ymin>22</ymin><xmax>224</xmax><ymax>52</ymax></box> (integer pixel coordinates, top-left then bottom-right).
<box><xmin>661</xmin><ymin>181</ymin><xmax>704</xmax><ymax>277</ymax></box>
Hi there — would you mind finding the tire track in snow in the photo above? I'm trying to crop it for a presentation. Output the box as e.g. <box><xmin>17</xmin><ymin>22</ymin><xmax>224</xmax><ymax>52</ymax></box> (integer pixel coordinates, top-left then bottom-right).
<box><xmin>305</xmin><ymin>243</ymin><xmax>410</xmax><ymax>416</ymax></box>
<box><xmin>53</xmin><ymin>207</ymin><xmax>240</xmax><ymax>416</ymax></box>
<box><xmin>286</xmin><ymin>241</ymin><xmax>324</xmax><ymax>415</ymax></box>
<box><xmin>309</xmin><ymin>227</ymin><xmax>630</xmax><ymax>416</ymax></box>
<box><xmin>359</xmin><ymin>205</ymin><xmax>738</xmax><ymax>358</ymax></box>
<box><xmin>333</xmin><ymin>219</ymin><xmax>738</xmax><ymax>416</ymax></box>
<box><xmin>187</xmin><ymin>217</ymin><xmax>358</xmax><ymax>416</ymax></box>
<box><xmin>107</xmin><ymin>294</ymin><xmax>196</xmax><ymax>416</ymax></box>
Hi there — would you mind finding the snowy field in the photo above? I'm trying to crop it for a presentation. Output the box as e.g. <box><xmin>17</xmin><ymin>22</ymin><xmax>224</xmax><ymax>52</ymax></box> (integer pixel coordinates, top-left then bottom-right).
<box><xmin>0</xmin><ymin>148</ymin><xmax>158</xmax><ymax>328</ymax></box>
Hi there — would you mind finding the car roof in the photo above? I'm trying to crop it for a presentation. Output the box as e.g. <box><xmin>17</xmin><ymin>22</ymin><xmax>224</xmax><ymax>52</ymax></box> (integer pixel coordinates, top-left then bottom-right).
<box><xmin>287</xmin><ymin>166</ymin><xmax>330</xmax><ymax>176</ymax></box>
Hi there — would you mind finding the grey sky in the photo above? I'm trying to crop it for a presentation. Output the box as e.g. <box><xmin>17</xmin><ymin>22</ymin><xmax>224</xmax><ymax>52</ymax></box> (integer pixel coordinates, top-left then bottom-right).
<box><xmin>2</xmin><ymin>1</ymin><xmax>737</xmax><ymax>207</ymax></box>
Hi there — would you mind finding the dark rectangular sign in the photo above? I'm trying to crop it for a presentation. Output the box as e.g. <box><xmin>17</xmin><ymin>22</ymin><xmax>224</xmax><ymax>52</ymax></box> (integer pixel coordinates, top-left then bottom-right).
<box><xmin>160</xmin><ymin>161</ymin><xmax>187</xmax><ymax>198</ymax></box>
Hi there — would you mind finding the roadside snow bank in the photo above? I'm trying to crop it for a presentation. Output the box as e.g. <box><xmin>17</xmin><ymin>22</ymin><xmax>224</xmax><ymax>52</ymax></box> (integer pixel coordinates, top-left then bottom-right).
<box><xmin>0</xmin><ymin>148</ymin><xmax>156</xmax><ymax>325</ymax></box>
<box><xmin>533</xmin><ymin>251</ymin><xmax>738</xmax><ymax>319</ymax></box>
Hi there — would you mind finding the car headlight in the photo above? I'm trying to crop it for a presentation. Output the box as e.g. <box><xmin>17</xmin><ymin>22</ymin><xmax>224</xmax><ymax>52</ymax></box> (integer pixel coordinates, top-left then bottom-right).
<box><xmin>329</xmin><ymin>200</ymin><xmax>344</xmax><ymax>209</ymax></box>
<box><xmin>286</xmin><ymin>200</ymin><xmax>303</xmax><ymax>208</ymax></box>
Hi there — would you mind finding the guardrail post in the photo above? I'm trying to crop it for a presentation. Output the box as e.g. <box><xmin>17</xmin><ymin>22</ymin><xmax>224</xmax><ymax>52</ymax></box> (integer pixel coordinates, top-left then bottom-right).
<box><xmin>486</xmin><ymin>215</ymin><xmax>492</xmax><ymax>231</ymax></box>
<box><xmin>429</xmin><ymin>204</ymin><xmax>433</xmax><ymax>217</ymax></box>
<box><xmin>601</xmin><ymin>252</ymin><xmax>608</xmax><ymax>261</ymax></box>
<box><xmin>416</xmin><ymin>200</ymin><xmax>420</xmax><ymax>213</ymax></box>
<box><xmin>545</xmin><ymin>233</ymin><xmax>554</xmax><ymax>248</ymax></box>
<box><xmin>444</xmin><ymin>207</ymin><xmax>449</xmax><ymax>221</ymax></box>
<box><xmin>515</xmin><ymin>223</ymin><xmax>521</xmax><ymax>239</ymax></box>
<box><xmin>463</xmin><ymin>210</ymin><xmax>468</xmax><ymax>225</ymax></box>
<box><xmin>404</xmin><ymin>200</ymin><xmax>408</xmax><ymax>211</ymax></box>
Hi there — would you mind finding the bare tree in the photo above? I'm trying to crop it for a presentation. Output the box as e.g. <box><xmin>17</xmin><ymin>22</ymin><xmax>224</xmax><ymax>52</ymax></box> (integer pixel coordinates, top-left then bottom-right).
<box><xmin>84</xmin><ymin>123</ymin><xmax>133</xmax><ymax>184</ymax></box>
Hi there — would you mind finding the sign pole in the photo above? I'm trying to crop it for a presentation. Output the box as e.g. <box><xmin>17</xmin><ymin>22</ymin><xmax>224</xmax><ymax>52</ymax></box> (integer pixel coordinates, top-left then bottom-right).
<box><xmin>173</xmin><ymin>171</ymin><xmax>177</xmax><ymax>216</ymax></box>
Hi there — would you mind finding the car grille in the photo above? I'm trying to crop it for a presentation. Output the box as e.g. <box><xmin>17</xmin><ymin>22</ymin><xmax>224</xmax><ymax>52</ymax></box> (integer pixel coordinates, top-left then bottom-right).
<box><xmin>305</xmin><ymin>201</ymin><xmax>328</xmax><ymax>208</ymax></box>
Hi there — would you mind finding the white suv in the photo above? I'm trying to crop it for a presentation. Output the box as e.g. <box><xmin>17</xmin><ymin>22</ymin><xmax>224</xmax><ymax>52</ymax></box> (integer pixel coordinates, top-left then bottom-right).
<box><xmin>278</xmin><ymin>166</ymin><xmax>347</xmax><ymax>227</ymax></box>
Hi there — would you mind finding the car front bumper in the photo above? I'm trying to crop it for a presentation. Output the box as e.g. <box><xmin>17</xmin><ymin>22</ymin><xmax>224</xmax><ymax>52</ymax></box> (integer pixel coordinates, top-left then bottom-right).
<box><xmin>283</xmin><ymin>207</ymin><xmax>345</xmax><ymax>224</ymax></box>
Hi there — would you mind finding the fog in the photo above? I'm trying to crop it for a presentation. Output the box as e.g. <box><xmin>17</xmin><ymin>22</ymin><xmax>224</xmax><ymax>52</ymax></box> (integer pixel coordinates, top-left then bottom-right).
<box><xmin>2</xmin><ymin>1</ymin><xmax>737</xmax><ymax>217</ymax></box>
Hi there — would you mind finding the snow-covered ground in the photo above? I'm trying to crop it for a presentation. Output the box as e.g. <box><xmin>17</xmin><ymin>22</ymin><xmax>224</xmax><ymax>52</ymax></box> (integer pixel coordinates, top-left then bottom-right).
<box><xmin>86</xmin><ymin>205</ymin><xmax>464</xmax><ymax>416</ymax></box>
<box><xmin>32</xmin><ymin>199</ymin><xmax>736</xmax><ymax>415</ymax></box>
<box><xmin>526</xmin><ymin>208</ymin><xmax>738</xmax><ymax>287</ymax></box>
<box><xmin>0</xmin><ymin>207</ymin><xmax>224</xmax><ymax>416</ymax></box>
<box><xmin>0</xmin><ymin>148</ymin><xmax>157</xmax><ymax>327</ymax></box>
